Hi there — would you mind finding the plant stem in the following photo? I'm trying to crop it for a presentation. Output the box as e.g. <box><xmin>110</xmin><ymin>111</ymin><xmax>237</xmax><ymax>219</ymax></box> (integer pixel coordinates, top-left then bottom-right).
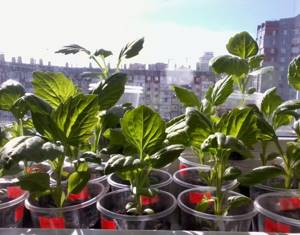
<box><xmin>260</xmin><ymin>142</ymin><xmax>268</xmax><ymax>166</ymax></box>
<box><xmin>214</xmin><ymin>152</ymin><xmax>224</xmax><ymax>216</ymax></box>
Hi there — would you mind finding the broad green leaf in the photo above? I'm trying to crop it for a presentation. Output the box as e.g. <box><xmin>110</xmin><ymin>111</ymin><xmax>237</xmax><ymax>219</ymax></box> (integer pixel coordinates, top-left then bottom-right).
<box><xmin>94</xmin><ymin>49</ymin><xmax>113</xmax><ymax>58</ymax></box>
<box><xmin>260</xmin><ymin>87</ymin><xmax>283</xmax><ymax>118</ymax></box>
<box><xmin>18</xmin><ymin>172</ymin><xmax>50</xmax><ymax>192</ymax></box>
<box><xmin>195</xmin><ymin>199</ymin><xmax>214</xmax><ymax>213</ymax></box>
<box><xmin>210</xmin><ymin>55</ymin><xmax>249</xmax><ymax>76</ymax></box>
<box><xmin>149</xmin><ymin>144</ymin><xmax>185</xmax><ymax>168</ymax></box>
<box><xmin>286</xmin><ymin>142</ymin><xmax>300</xmax><ymax>162</ymax></box>
<box><xmin>172</xmin><ymin>85</ymin><xmax>201</xmax><ymax>108</ymax></box>
<box><xmin>272</xmin><ymin>113</ymin><xmax>293</xmax><ymax>130</ymax></box>
<box><xmin>32</xmin><ymin>72</ymin><xmax>78</xmax><ymax>109</ymax></box>
<box><xmin>238</xmin><ymin>166</ymin><xmax>283</xmax><ymax>186</ymax></box>
<box><xmin>185</xmin><ymin>109</ymin><xmax>212</xmax><ymax>147</ymax></box>
<box><xmin>0</xmin><ymin>80</ymin><xmax>25</xmax><ymax>113</ymax></box>
<box><xmin>223</xmin><ymin>166</ymin><xmax>242</xmax><ymax>181</ymax></box>
<box><xmin>217</xmin><ymin>107</ymin><xmax>258</xmax><ymax>146</ymax></box>
<box><xmin>121</xmin><ymin>105</ymin><xmax>165</xmax><ymax>155</ymax></box>
<box><xmin>226</xmin><ymin>195</ymin><xmax>251</xmax><ymax>214</ymax></box>
<box><xmin>288</xmin><ymin>55</ymin><xmax>300</xmax><ymax>91</ymax></box>
<box><xmin>201</xmin><ymin>133</ymin><xmax>252</xmax><ymax>159</ymax></box>
<box><xmin>248</xmin><ymin>54</ymin><xmax>264</xmax><ymax>70</ymax></box>
<box><xmin>165</xmin><ymin>115</ymin><xmax>189</xmax><ymax>146</ymax></box>
<box><xmin>274</xmin><ymin>100</ymin><xmax>300</xmax><ymax>116</ymax></box>
<box><xmin>119</xmin><ymin>38</ymin><xmax>144</xmax><ymax>59</ymax></box>
<box><xmin>0</xmin><ymin>136</ymin><xmax>64</xmax><ymax>173</ymax></box>
<box><xmin>104</xmin><ymin>154</ymin><xmax>143</xmax><ymax>174</ymax></box>
<box><xmin>52</xmin><ymin>94</ymin><xmax>99</xmax><ymax>146</ymax></box>
<box><xmin>92</xmin><ymin>73</ymin><xmax>127</xmax><ymax>111</ymax></box>
<box><xmin>210</xmin><ymin>76</ymin><xmax>233</xmax><ymax>106</ymax></box>
<box><xmin>103</xmin><ymin>128</ymin><xmax>126</xmax><ymax>145</ymax></box>
<box><xmin>67</xmin><ymin>171</ymin><xmax>90</xmax><ymax>194</ymax></box>
<box><xmin>55</xmin><ymin>44</ymin><xmax>91</xmax><ymax>55</ymax></box>
<box><xmin>226</xmin><ymin>31</ymin><xmax>258</xmax><ymax>59</ymax></box>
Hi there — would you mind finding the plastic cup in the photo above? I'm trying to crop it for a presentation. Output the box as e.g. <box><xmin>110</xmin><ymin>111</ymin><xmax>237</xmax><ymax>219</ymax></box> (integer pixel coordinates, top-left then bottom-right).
<box><xmin>97</xmin><ymin>188</ymin><xmax>177</xmax><ymax>230</ymax></box>
<box><xmin>0</xmin><ymin>183</ymin><xmax>28</xmax><ymax>228</ymax></box>
<box><xmin>25</xmin><ymin>182</ymin><xmax>105</xmax><ymax>228</ymax></box>
<box><xmin>178</xmin><ymin>188</ymin><xmax>257</xmax><ymax>231</ymax></box>
<box><xmin>107</xmin><ymin>169</ymin><xmax>172</xmax><ymax>193</ymax></box>
<box><xmin>173</xmin><ymin>166</ymin><xmax>239</xmax><ymax>197</ymax></box>
<box><xmin>254</xmin><ymin>191</ymin><xmax>300</xmax><ymax>233</ymax></box>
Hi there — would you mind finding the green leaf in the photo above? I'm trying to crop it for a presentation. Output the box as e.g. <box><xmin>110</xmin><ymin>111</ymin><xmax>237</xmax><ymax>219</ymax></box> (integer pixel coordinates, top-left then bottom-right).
<box><xmin>52</xmin><ymin>94</ymin><xmax>99</xmax><ymax>146</ymax></box>
<box><xmin>210</xmin><ymin>76</ymin><xmax>233</xmax><ymax>106</ymax></box>
<box><xmin>149</xmin><ymin>144</ymin><xmax>185</xmax><ymax>168</ymax></box>
<box><xmin>210</xmin><ymin>55</ymin><xmax>249</xmax><ymax>76</ymax></box>
<box><xmin>217</xmin><ymin>107</ymin><xmax>258</xmax><ymax>146</ymax></box>
<box><xmin>0</xmin><ymin>136</ymin><xmax>64</xmax><ymax>173</ymax></box>
<box><xmin>94</xmin><ymin>49</ymin><xmax>113</xmax><ymax>58</ymax></box>
<box><xmin>67</xmin><ymin>171</ymin><xmax>90</xmax><ymax>194</ymax></box>
<box><xmin>0</xmin><ymin>80</ymin><xmax>25</xmax><ymax>114</ymax></box>
<box><xmin>286</xmin><ymin>142</ymin><xmax>300</xmax><ymax>162</ymax></box>
<box><xmin>288</xmin><ymin>55</ymin><xmax>300</xmax><ymax>91</ymax></box>
<box><xmin>238</xmin><ymin>166</ymin><xmax>283</xmax><ymax>186</ymax></box>
<box><xmin>266</xmin><ymin>152</ymin><xmax>280</xmax><ymax>161</ymax></box>
<box><xmin>195</xmin><ymin>199</ymin><xmax>214</xmax><ymax>213</ymax></box>
<box><xmin>223</xmin><ymin>166</ymin><xmax>242</xmax><ymax>181</ymax></box>
<box><xmin>172</xmin><ymin>85</ymin><xmax>201</xmax><ymax>108</ymax></box>
<box><xmin>51</xmin><ymin>187</ymin><xmax>65</xmax><ymax>208</ymax></box>
<box><xmin>226</xmin><ymin>195</ymin><xmax>251</xmax><ymax>214</ymax></box>
<box><xmin>274</xmin><ymin>100</ymin><xmax>300</xmax><ymax>116</ymax></box>
<box><xmin>121</xmin><ymin>105</ymin><xmax>166</xmax><ymax>155</ymax></box>
<box><xmin>119</xmin><ymin>38</ymin><xmax>144</xmax><ymax>59</ymax></box>
<box><xmin>226</xmin><ymin>31</ymin><xmax>258</xmax><ymax>59</ymax></box>
<box><xmin>18</xmin><ymin>172</ymin><xmax>50</xmax><ymax>192</ymax></box>
<box><xmin>260</xmin><ymin>87</ymin><xmax>283</xmax><ymax>118</ymax></box>
<box><xmin>248</xmin><ymin>55</ymin><xmax>264</xmax><ymax>70</ymax></box>
<box><xmin>165</xmin><ymin>115</ymin><xmax>189</xmax><ymax>146</ymax></box>
<box><xmin>104</xmin><ymin>154</ymin><xmax>143</xmax><ymax>174</ymax></box>
<box><xmin>201</xmin><ymin>133</ymin><xmax>252</xmax><ymax>158</ymax></box>
<box><xmin>185</xmin><ymin>109</ymin><xmax>213</xmax><ymax>148</ymax></box>
<box><xmin>55</xmin><ymin>44</ymin><xmax>91</xmax><ymax>55</ymax></box>
<box><xmin>92</xmin><ymin>73</ymin><xmax>127</xmax><ymax>111</ymax></box>
<box><xmin>32</xmin><ymin>72</ymin><xmax>78</xmax><ymax>109</ymax></box>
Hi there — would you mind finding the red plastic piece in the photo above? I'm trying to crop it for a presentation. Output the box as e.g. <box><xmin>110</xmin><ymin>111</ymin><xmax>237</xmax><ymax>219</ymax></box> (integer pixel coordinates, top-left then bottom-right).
<box><xmin>264</xmin><ymin>217</ymin><xmax>290</xmax><ymax>233</ymax></box>
<box><xmin>179</xmin><ymin>163</ymin><xmax>187</xmax><ymax>175</ymax></box>
<box><xmin>15</xmin><ymin>205</ymin><xmax>24</xmax><ymax>222</ymax></box>
<box><xmin>7</xmin><ymin>186</ymin><xmax>23</xmax><ymax>199</ymax></box>
<box><xmin>141</xmin><ymin>195</ymin><xmax>159</xmax><ymax>205</ymax></box>
<box><xmin>101</xmin><ymin>217</ymin><xmax>117</xmax><ymax>229</ymax></box>
<box><xmin>189</xmin><ymin>192</ymin><xmax>212</xmax><ymax>204</ymax></box>
<box><xmin>39</xmin><ymin>216</ymin><xmax>65</xmax><ymax>229</ymax></box>
<box><xmin>68</xmin><ymin>186</ymin><xmax>90</xmax><ymax>201</ymax></box>
<box><xmin>279</xmin><ymin>197</ymin><xmax>300</xmax><ymax>211</ymax></box>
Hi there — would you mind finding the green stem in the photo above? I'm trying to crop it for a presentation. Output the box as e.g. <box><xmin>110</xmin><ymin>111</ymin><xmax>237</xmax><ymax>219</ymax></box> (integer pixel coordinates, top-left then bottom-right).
<box><xmin>275</xmin><ymin>140</ymin><xmax>291</xmax><ymax>189</ymax></box>
<box><xmin>214</xmin><ymin>152</ymin><xmax>224</xmax><ymax>216</ymax></box>
<box><xmin>260</xmin><ymin>142</ymin><xmax>268</xmax><ymax>166</ymax></box>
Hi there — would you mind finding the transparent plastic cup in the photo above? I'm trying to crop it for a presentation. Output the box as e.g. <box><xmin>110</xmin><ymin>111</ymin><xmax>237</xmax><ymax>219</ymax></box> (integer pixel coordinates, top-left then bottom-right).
<box><xmin>96</xmin><ymin>188</ymin><xmax>177</xmax><ymax>230</ymax></box>
<box><xmin>178</xmin><ymin>148</ymin><xmax>200</xmax><ymax>170</ymax></box>
<box><xmin>107</xmin><ymin>169</ymin><xmax>172</xmax><ymax>192</ymax></box>
<box><xmin>249</xmin><ymin>176</ymin><xmax>297</xmax><ymax>200</ymax></box>
<box><xmin>173</xmin><ymin>166</ymin><xmax>239</xmax><ymax>197</ymax></box>
<box><xmin>177</xmin><ymin>188</ymin><xmax>257</xmax><ymax>231</ymax></box>
<box><xmin>254</xmin><ymin>191</ymin><xmax>300</xmax><ymax>233</ymax></box>
<box><xmin>25</xmin><ymin>182</ymin><xmax>105</xmax><ymax>229</ymax></box>
<box><xmin>0</xmin><ymin>183</ymin><xmax>28</xmax><ymax>228</ymax></box>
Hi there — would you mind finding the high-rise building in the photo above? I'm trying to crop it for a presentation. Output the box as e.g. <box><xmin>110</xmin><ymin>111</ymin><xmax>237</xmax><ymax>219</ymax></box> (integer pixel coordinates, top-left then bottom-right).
<box><xmin>257</xmin><ymin>14</ymin><xmax>300</xmax><ymax>99</ymax></box>
<box><xmin>196</xmin><ymin>52</ymin><xmax>214</xmax><ymax>72</ymax></box>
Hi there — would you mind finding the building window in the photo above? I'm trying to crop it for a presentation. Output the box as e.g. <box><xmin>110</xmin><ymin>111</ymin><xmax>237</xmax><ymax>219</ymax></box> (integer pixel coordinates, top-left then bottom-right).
<box><xmin>270</xmin><ymin>48</ymin><xmax>275</xmax><ymax>54</ymax></box>
<box><xmin>280</xmin><ymin>48</ymin><xmax>286</xmax><ymax>54</ymax></box>
<box><xmin>283</xmin><ymin>30</ymin><xmax>288</xmax><ymax>35</ymax></box>
<box><xmin>272</xmin><ymin>30</ymin><xmax>276</xmax><ymax>36</ymax></box>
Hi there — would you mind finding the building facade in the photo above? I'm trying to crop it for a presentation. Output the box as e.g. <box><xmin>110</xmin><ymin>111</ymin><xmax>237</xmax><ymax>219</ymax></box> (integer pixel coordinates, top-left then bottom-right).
<box><xmin>0</xmin><ymin>57</ymin><xmax>215</xmax><ymax>124</ymax></box>
<box><xmin>257</xmin><ymin>14</ymin><xmax>300</xmax><ymax>99</ymax></box>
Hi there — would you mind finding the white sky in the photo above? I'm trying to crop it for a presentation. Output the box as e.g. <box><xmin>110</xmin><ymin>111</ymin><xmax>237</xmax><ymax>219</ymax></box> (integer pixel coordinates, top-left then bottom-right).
<box><xmin>0</xmin><ymin>0</ymin><xmax>237</xmax><ymax>68</ymax></box>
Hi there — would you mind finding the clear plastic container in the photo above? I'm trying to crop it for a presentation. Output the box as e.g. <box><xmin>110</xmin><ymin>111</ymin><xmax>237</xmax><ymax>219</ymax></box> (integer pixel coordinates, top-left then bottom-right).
<box><xmin>0</xmin><ymin>183</ymin><xmax>28</xmax><ymax>227</ymax></box>
<box><xmin>177</xmin><ymin>188</ymin><xmax>257</xmax><ymax>231</ymax></box>
<box><xmin>254</xmin><ymin>191</ymin><xmax>300</xmax><ymax>233</ymax></box>
<box><xmin>25</xmin><ymin>182</ymin><xmax>105</xmax><ymax>229</ymax></box>
<box><xmin>173</xmin><ymin>166</ymin><xmax>239</xmax><ymax>196</ymax></box>
<box><xmin>178</xmin><ymin>148</ymin><xmax>200</xmax><ymax>170</ymax></box>
<box><xmin>96</xmin><ymin>188</ymin><xmax>177</xmax><ymax>230</ymax></box>
<box><xmin>107</xmin><ymin>169</ymin><xmax>172</xmax><ymax>192</ymax></box>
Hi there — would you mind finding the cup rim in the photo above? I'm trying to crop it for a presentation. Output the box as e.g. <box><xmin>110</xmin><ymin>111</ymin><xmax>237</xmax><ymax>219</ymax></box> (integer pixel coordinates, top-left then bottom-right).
<box><xmin>97</xmin><ymin>188</ymin><xmax>177</xmax><ymax>221</ymax></box>
<box><xmin>177</xmin><ymin>188</ymin><xmax>257</xmax><ymax>221</ymax></box>
<box><xmin>178</xmin><ymin>155</ymin><xmax>200</xmax><ymax>167</ymax></box>
<box><xmin>107</xmin><ymin>169</ymin><xmax>172</xmax><ymax>190</ymax></box>
<box><xmin>0</xmin><ymin>190</ymin><xmax>28</xmax><ymax>210</ymax></box>
<box><xmin>173</xmin><ymin>166</ymin><xmax>238</xmax><ymax>190</ymax></box>
<box><xmin>254</xmin><ymin>191</ymin><xmax>300</xmax><ymax>227</ymax></box>
<box><xmin>25</xmin><ymin>182</ymin><xmax>105</xmax><ymax>213</ymax></box>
